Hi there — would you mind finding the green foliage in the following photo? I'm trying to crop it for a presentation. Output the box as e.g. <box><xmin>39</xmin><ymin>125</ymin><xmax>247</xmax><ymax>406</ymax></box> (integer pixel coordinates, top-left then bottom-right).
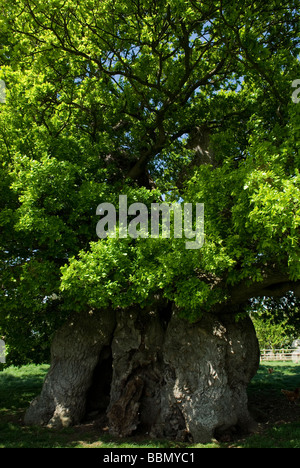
<box><xmin>252</xmin><ymin>312</ymin><xmax>295</xmax><ymax>350</ymax></box>
<box><xmin>0</xmin><ymin>0</ymin><xmax>299</xmax><ymax>363</ymax></box>
<box><xmin>250</xmin><ymin>294</ymin><xmax>300</xmax><ymax>350</ymax></box>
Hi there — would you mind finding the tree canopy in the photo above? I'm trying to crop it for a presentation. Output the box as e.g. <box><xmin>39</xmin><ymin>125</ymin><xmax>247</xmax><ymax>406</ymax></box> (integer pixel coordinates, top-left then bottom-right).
<box><xmin>0</xmin><ymin>0</ymin><xmax>299</xmax><ymax>363</ymax></box>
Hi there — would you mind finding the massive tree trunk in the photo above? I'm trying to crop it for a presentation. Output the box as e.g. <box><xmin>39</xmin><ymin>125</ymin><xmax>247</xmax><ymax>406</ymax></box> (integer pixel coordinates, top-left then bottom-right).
<box><xmin>24</xmin><ymin>301</ymin><xmax>259</xmax><ymax>443</ymax></box>
<box><xmin>24</xmin><ymin>309</ymin><xmax>116</xmax><ymax>428</ymax></box>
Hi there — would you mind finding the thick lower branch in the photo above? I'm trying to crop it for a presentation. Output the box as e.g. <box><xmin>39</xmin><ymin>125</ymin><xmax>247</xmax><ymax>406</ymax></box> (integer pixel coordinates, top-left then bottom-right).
<box><xmin>230</xmin><ymin>274</ymin><xmax>300</xmax><ymax>305</ymax></box>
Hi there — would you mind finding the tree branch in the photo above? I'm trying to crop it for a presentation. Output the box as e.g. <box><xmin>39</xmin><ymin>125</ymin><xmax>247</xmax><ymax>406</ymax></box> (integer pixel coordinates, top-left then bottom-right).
<box><xmin>229</xmin><ymin>272</ymin><xmax>300</xmax><ymax>305</ymax></box>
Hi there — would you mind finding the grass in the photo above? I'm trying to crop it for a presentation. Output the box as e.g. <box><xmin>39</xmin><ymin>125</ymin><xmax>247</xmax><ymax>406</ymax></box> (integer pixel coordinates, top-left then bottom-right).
<box><xmin>0</xmin><ymin>362</ymin><xmax>300</xmax><ymax>448</ymax></box>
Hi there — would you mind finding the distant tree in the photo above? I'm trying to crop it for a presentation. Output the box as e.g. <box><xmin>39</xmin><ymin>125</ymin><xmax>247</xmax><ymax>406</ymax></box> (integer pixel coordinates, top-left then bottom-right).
<box><xmin>250</xmin><ymin>294</ymin><xmax>300</xmax><ymax>349</ymax></box>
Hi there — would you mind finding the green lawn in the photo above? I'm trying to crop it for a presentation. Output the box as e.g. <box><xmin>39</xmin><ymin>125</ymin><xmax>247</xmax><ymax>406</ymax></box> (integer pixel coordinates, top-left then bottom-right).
<box><xmin>0</xmin><ymin>362</ymin><xmax>300</xmax><ymax>448</ymax></box>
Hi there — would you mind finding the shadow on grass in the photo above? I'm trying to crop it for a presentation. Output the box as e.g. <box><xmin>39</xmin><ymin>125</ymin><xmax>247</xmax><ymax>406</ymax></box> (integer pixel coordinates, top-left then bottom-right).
<box><xmin>0</xmin><ymin>364</ymin><xmax>211</xmax><ymax>448</ymax></box>
<box><xmin>248</xmin><ymin>362</ymin><xmax>300</xmax><ymax>397</ymax></box>
<box><xmin>0</xmin><ymin>364</ymin><xmax>49</xmax><ymax>414</ymax></box>
<box><xmin>1</xmin><ymin>362</ymin><xmax>300</xmax><ymax>448</ymax></box>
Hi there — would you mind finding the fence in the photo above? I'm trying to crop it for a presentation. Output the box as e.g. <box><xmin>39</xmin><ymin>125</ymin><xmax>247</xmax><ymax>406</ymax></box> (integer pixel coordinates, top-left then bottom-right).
<box><xmin>260</xmin><ymin>348</ymin><xmax>300</xmax><ymax>362</ymax></box>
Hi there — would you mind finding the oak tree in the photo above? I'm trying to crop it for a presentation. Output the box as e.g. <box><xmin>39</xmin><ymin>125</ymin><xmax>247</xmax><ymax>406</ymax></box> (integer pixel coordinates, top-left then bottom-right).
<box><xmin>0</xmin><ymin>0</ymin><xmax>299</xmax><ymax>442</ymax></box>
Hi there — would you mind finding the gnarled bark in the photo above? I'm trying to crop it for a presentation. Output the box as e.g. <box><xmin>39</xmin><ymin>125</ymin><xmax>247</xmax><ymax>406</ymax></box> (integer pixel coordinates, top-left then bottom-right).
<box><xmin>25</xmin><ymin>303</ymin><xmax>259</xmax><ymax>443</ymax></box>
<box><xmin>24</xmin><ymin>309</ymin><xmax>116</xmax><ymax>428</ymax></box>
<box><xmin>107</xmin><ymin>307</ymin><xmax>259</xmax><ymax>442</ymax></box>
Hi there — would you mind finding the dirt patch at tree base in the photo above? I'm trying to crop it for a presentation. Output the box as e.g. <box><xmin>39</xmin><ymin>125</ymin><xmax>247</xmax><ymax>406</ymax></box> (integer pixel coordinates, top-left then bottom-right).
<box><xmin>76</xmin><ymin>388</ymin><xmax>300</xmax><ymax>446</ymax></box>
<box><xmin>248</xmin><ymin>391</ymin><xmax>300</xmax><ymax>428</ymax></box>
